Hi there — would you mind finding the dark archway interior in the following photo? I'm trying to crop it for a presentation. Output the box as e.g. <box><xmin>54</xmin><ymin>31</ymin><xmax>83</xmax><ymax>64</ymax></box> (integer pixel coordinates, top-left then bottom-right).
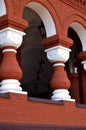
<box><xmin>67</xmin><ymin>27</ymin><xmax>83</xmax><ymax>103</ymax></box>
<box><xmin>66</xmin><ymin>27</ymin><xmax>82</xmax><ymax>73</ymax></box>
<box><xmin>21</xmin><ymin>7</ymin><xmax>53</xmax><ymax>99</ymax></box>
<box><xmin>21</xmin><ymin>7</ymin><xmax>84</xmax><ymax>103</ymax></box>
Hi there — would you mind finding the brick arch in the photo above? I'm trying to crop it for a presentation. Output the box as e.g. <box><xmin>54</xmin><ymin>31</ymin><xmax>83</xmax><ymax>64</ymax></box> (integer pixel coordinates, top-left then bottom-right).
<box><xmin>0</xmin><ymin>0</ymin><xmax>6</xmax><ymax>16</ymax></box>
<box><xmin>63</xmin><ymin>14</ymin><xmax>86</xmax><ymax>36</ymax></box>
<box><xmin>63</xmin><ymin>14</ymin><xmax>86</xmax><ymax>51</ymax></box>
<box><xmin>26</xmin><ymin>2</ymin><xmax>56</xmax><ymax>37</ymax></box>
<box><xmin>4</xmin><ymin>0</ymin><xmax>14</xmax><ymax>16</ymax></box>
<box><xmin>16</xmin><ymin>0</ymin><xmax>61</xmax><ymax>37</ymax></box>
<box><xmin>70</xmin><ymin>22</ymin><xmax>86</xmax><ymax>51</ymax></box>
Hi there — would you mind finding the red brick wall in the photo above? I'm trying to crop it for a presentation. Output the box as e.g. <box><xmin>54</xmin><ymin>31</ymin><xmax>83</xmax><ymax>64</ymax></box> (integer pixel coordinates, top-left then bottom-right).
<box><xmin>0</xmin><ymin>93</ymin><xmax>86</xmax><ymax>127</ymax></box>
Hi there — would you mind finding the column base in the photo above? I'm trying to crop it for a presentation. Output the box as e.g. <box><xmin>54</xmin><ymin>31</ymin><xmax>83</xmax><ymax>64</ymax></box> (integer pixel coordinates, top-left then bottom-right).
<box><xmin>0</xmin><ymin>79</ymin><xmax>27</xmax><ymax>94</ymax></box>
<box><xmin>51</xmin><ymin>89</ymin><xmax>75</xmax><ymax>102</ymax></box>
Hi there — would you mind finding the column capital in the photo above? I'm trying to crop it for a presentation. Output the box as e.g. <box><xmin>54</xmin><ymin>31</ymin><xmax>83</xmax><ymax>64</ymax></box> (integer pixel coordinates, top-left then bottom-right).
<box><xmin>0</xmin><ymin>27</ymin><xmax>25</xmax><ymax>49</ymax></box>
<box><xmin>45</xmin><ymin>45</ymin><xmax>71</xmax><ymax>63</ymax></box>
<box><xmin>42</xmin><ymin>35</ymin><xmax>73</xmax><ymax>49</ymax></box>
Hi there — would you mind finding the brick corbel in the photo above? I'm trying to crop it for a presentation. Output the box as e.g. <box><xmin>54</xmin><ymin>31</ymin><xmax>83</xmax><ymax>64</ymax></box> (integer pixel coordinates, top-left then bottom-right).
<box><xmin>0</xmin><ymin>15</ymin><xmax>28</xmax><ymax>31</ymax></box>
<box><xmin>42</xmin><ymin>35</ymin><xmax>73</xmax><ymax>49</ymax></box>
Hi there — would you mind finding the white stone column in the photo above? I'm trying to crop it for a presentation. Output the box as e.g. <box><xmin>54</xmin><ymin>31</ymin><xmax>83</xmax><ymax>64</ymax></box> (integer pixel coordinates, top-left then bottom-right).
<box><xmin>0</xmin><ymin>27</ymin><xmax>26</xmax><ymax>94</ymax></box>
<box><xmin>45</xmin><ymin>45</ymin><xmax>75</xmax><ymax>101</ymax></box>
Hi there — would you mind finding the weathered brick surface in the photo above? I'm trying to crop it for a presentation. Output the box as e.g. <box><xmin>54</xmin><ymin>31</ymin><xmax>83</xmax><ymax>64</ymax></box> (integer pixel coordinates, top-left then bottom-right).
<box><xmin>0</xmin><ymin>93</ymin><xmax>86</xmax><ymax>127</ymax></box>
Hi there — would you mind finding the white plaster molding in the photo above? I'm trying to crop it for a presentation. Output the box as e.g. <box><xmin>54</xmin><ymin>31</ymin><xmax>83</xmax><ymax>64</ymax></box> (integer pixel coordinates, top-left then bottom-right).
<box><xmin>0</xmin><ymin>79</ymin><xmax>27</xmax><ymax>94</ymax></box>
<box><xmin>0</xmin><ymin>0</ymin><xmax>6</xmax><ymax>16</ymax></box>
<box><xmin>2</xmin><ymin>49</ymin><xmax>17</xmax><ymax>53</ymax></box>
<box><xmin>0</xmin><ymin>27</ymin><xmax>25</xmax><ymax>49</ymax></box>
<box><xmin>81</xmin><ymin>60</ymin><xmax>86</xmax><ymax>71</ymax></box>
<box><xmin>27</xmin><ymin>2</ymin><xmax>56</xmax><ymax>37</ymax></box>
<box><xmin>51</xmin><ymin>89</ymin><xmax>75</xmax><ymax>102</ymax></box>
<box><xmin>53</xmin><ymin>63</ymin><xmax>65</xmax><ymax>67</ymax></box>
<box><xmin>45</xmin><ymin>45</ymin><xmax>71</xmax><ymax>63</ymax></box>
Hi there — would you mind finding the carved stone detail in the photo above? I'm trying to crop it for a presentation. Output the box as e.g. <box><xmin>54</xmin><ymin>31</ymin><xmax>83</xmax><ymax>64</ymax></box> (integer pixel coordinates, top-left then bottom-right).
<box><xmin>0</xmin><ymin>27</ymin><xmax>25</xmax><ymax>49</ymax></box>
<box><xmin>45</xmin><ymin>45</ymin><xmax>71</xmax><ymax>63</ymax></box>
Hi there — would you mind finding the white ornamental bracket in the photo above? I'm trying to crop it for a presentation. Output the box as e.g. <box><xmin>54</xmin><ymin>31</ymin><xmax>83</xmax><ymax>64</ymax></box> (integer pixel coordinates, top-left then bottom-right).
<box><xmin>0</xmin><ymin>27</ymin><xmax>25</xmax><ymax>49</ymax></box>
<box><xmin>45</xmin><ymin>45</ymin><xmax>71</xmax><ymax>64</ymax></box>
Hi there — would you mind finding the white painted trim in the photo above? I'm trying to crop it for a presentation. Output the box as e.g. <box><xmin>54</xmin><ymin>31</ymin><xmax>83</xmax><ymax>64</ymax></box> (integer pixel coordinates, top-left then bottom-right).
<box><xmin>53</xmin><ymin>63</ymin><xmax>65</xmax><ymax>67</ymax></box>
<box><xmin>27</xmin><ymin>2</ymin><xmax>56</xmax><ymax>37</ymax></box>
<box><xmin>0</xmin><ymin>0</ymin><xmax>6</xmax><ymax>16</ymax></box>
<box><xmin>2</xmin><ymin>49</ymin><xmax>17</xmax><ymax>53</ymax></box>
<box><xmin>0</xmin><ymin>90</ymin><xmax>27</xmax><ymax>95</ymax></box>
<box><xmin>45</xmin><ymin>45</ymin><xmax>71</xmax><ymax>52</ymax></box>
<box><xmin>51</xmin><ymin>89</ymin><xmax>75</xmax><ymax>102</ymax></box>
<box><xmin>0</xmin><ymin>79</ymin><xmax>27</xmax><ymax>94</ymax></box>
<box><xmin>0</xmin><ymin>27</ymin><xmax>25</xmax><ymax>35</ymax></box>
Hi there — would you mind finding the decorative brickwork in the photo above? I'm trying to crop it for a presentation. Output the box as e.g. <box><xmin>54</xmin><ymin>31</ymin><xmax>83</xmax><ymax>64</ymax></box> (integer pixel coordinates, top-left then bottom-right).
<box><xmin>74</xmin><ymin>0</ymin><xmax>86</xmax><ymax>7</ymax></box>
<box><xmin>2</xmin><ymin>0</ymin><xmax>86</xmax><ymax>38</ymax></box>
<box><xmin>61</xmin><ymin>0</ymin><xmax>86</xmax><ymax>13</ymax></box>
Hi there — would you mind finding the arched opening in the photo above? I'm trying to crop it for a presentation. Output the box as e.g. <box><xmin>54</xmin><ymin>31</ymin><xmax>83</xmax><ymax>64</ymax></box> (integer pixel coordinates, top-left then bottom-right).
<box><xmin>20</xmin><ymin>2</ymin><xmax>56</xmax><ymax>99</ymax></box>
<box><xmin>26</xmin><ymin>2</ymin><xmax>56</xmax><ymax>38</ymax></box>
<box><xmin>70</xmin><ymin>22</ymin><xmax>86</xmax><ymax>51</ymax></box>
<box><xmin>66</xmin><ymin>22</ymin><xmax>86</xmax><ymax>104</ymax></box>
